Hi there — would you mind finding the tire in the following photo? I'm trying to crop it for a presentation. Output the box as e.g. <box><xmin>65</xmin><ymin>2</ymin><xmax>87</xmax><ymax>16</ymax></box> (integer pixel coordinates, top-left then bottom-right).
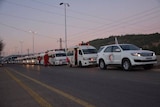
<box><xmin>68</xmin><ymin>63</ymin><xmax>72</xmax><ymax>67</ymax></box>
<box><xmin>52</xmin><ymin>62</ymin><xmax>55</xmax><ymax>66</ymax></box>
<box><xmin>69</xmin><ymin>64</ymin><xmax>72</xmax><ymax>67</ymax></box>
<box><xmin>122</xmin><ymin>59</ymin><xmax>132</xmax><ymax>71</ymax></box>
<box><xmin>99</xmin><ymin>59</ymin><xmax>106</xmax><ymax>70</ymax></box>
<box><xmin>79</xmin><ymin>61</ymin><xmax>82</xmax><ymax>67</ymax></box>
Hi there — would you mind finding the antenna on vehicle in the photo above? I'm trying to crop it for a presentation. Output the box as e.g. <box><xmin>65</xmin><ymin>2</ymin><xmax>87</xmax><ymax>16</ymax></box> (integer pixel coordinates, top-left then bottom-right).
<box><xmin>115</xmin><ymin>37</ymin><xmax>119</xmax><ymax>44</ymax></box>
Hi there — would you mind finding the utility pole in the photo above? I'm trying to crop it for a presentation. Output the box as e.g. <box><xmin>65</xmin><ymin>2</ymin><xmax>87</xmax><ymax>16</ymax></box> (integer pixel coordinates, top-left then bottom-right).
<box><xmin>29</xmin><ymin>30</ymin><xmax>37</xmax><ymax>54</ymax></box>
<box><xmin>57</xmin><ymin>38</ymin><xmax>63</xmax><ymax>49</ymax></box>
<box><xmin>60</xmin><ymin>38</ymin><xmax>62</xmax><ymax>49</ymax></box>
<box><xmin>60</xmin><ymin>2</ymin><xmax>70</xmax><ymax>52</ymax></box>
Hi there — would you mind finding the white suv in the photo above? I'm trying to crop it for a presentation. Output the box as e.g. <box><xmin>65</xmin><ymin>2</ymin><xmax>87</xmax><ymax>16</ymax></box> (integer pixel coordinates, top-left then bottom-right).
<box><xmin>97</xmin><ymin>44</ymin><xmax>157</xmax><ymax>71</ymax></box>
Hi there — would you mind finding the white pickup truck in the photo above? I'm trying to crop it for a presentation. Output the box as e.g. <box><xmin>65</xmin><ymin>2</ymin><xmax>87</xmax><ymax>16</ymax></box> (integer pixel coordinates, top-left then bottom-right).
<box><xmin>97</xmin><ymin>44</ymin><xmax>157</xmax><ymax>71</ymax></box>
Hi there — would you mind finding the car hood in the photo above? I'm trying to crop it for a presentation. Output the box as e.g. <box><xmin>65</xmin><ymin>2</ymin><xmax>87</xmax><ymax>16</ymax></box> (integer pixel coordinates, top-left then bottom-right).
<box><xmin>125</xmin><ymin>50</ymin><xmax>154</xmax><ymax>53</ymax></box>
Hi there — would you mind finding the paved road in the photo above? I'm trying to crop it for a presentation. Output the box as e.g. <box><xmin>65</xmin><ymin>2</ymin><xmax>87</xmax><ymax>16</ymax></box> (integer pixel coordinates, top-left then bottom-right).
<box><xmin>0</xmin><ymin>64</ymin><xmax>160</xmax><ymax>107</ymax></box>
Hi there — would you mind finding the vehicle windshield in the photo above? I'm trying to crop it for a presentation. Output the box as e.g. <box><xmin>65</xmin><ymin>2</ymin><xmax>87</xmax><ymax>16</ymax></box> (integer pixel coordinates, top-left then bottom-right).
<box><xmin>120</xmin><ymin>44</ymin><xmax>140</xmax><ymax>51</ymax></box>
<box><xmin>98</xmin><ymin>47</ymin><xmax>104</xmax><ymax>53</ymax></box>
<box><xmin>55</xmin><ymin>53</ymin><xmax>66</xmax><ymax>57</ymax></box>
<box><xmin>82</xmin><ymin>49</ymin><xmax>97</xmax><ymax>54</ymax></box>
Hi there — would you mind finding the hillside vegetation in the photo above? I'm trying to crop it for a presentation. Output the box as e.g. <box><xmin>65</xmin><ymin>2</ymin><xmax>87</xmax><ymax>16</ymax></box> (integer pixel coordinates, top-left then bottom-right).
<box><xmin>88</xmin><ymin>33</ymin><xmax>160</xmax><ymax>55</ymax></box>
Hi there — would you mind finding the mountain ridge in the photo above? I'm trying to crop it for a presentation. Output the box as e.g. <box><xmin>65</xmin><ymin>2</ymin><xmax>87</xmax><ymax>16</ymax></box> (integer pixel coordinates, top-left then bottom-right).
<box><xmin>88</xmin><ymin>33</ymin><xmax>160</xmax><ymax>54</ymax></box>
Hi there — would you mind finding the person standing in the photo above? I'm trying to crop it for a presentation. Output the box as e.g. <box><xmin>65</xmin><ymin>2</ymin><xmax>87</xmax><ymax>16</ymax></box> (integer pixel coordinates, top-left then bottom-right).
<box><xmin>37</xmin><ymin>55</ymin><xmax>42</xmax><ymax>64</ymax></box>
<box><xmin>44</xmin><ymin>51</ymin><xmax>49</xmax><ymax>66</ymax></box>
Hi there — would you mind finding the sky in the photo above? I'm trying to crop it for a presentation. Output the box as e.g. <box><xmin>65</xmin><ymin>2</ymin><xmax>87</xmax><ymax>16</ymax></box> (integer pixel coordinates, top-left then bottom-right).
<box><xmin>0</xmin><ymin>0</ymin><xmax>160</xmax><ymax>56</ymax></box>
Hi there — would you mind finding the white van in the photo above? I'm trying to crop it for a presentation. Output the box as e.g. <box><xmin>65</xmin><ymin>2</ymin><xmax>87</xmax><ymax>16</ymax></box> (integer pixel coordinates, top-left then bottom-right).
<box><xmin>48</xmin><ymin>49</ymin><xmax>67</xmax><ymax>65</ymax></box>
<box><xmin>67</xmin><ymin>43</ymin><xmax>97</xmax><ymax>67</ymax></box>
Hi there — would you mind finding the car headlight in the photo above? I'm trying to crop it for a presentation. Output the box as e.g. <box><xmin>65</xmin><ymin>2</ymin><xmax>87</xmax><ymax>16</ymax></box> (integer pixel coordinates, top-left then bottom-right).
<box><xmin>31</xmin><ymin>60</ymin><xmax>35</xmax><ymax>63</ymax></box>
<box><xmin>131</xmin><ymin>53</ymin><xmax>141</xmax><ymax>57</ymax></box>
<box><xmin>83</xmin><ymin>57</ymin><xmax>96</xmax><ymax>61</ymax></box>
<box><xmin>89</xmin><ymin>58</ymin><xmax>96</xmax><ymax>61</ymax></box>
<box><xmin>153</xmin><ymin>53</ymin><xmax>156</xmax><ymax>56</ymax></box>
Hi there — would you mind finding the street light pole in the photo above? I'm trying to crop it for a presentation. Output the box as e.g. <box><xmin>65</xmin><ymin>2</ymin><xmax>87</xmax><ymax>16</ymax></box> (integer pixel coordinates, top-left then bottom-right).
<box><xmin>29</xmin><ymin>30</ymin><xmax>37</xmax><ymax>54</ymax></box>
<box><xmin>60</xmin><ymin>2</ymin><xmax>69</xmax><ymax>52</ymax></box>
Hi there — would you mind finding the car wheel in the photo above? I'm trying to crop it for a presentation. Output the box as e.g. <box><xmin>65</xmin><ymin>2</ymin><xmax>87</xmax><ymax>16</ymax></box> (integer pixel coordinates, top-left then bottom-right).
<box><xmin>122</xmin><ymin>59</ymin><xmax>132</xmax><ymax>71</ymax></box>
<box><xmin>68</xmin><ymin>63</ymin><xmax>72</xmax><ymax>67</ymax></box>
<box><xmin>99</xmin><ymin>59</ymin><xmax>106</xmax><ymax>70</ymax></box>
<box><xmin>52</xmin><ymin>61</ymin><xmax>55</xmax><ymax>66</ymax></box>
<box><xmin>79</xmin><ymin>61</ymin><xmax>82</xmax><ymax>67</ymax></box>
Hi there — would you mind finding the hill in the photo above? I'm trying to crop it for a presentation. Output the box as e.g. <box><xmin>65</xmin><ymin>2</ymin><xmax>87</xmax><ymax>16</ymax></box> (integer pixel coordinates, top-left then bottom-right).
<box><xmin>88</xmin><ymin>33</ymin><xmax>160</xmax><ymax>55</ymax></box>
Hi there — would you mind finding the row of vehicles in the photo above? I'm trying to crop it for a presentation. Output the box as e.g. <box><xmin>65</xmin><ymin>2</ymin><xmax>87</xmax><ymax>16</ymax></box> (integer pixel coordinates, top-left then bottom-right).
<box><xmin>14</xmin><ymin>43</ymin><xmax>98</xmax><ymax>67</ymax></box>
<box><xmin>15</xmin><ymin>49</ymin><xmax>67</xmax><ymax>66</ymax></box>
<box><xmin>13</xmin><ymin>41</ymin><xmax>157</xmax><ymax>71</ymax></box>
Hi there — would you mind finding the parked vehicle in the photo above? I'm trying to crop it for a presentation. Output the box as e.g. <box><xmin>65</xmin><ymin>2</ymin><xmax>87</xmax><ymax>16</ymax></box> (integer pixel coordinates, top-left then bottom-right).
<box><xmin>67</xmin><ymin>42</ymin><xmax>97</xmax><ymax>67</ymax></box>
<box><xmin>48</xmin><ymin>49</ymin><xmax>67</xmax><ymax>65</ymax></box>
<box><xmin>97</xmin><ymin>44</ymin><xmax>157</xmax><ymax>71</ymax></box>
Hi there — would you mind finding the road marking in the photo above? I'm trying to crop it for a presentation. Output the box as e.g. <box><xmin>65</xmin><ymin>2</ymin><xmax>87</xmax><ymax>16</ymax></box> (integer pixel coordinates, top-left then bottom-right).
<box><xmin>4</xmin><ymin>68</ymin><xmax>52</xmax><ymax>107</ymax></box>
<box><xmin>7</xmin><ymin>67</ymin><xmax>95</xmax><ymax>107</ymax></box>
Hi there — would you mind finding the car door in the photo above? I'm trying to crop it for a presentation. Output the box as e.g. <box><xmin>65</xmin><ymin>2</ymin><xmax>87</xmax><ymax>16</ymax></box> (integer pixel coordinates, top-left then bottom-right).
<box><xmin>103</xmin><ymin>46</ymin><xmax>113</xmax><ymax>64</ymax></box>
<box><xmin>112</xmin><ymin>46</ymin><xmax>121</xmax><ymax>64</ymax></box>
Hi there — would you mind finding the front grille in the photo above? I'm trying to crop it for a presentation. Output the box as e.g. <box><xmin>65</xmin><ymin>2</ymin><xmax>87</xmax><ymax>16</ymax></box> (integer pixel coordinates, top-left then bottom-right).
<box><xmin>140</xmin><ymin>53</ymin><xmax>153</xmax><ymax>56</ymax></box>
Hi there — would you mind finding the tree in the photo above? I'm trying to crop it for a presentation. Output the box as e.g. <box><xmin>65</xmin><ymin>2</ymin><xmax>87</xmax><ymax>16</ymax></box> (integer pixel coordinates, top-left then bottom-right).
<box><xmin>0</xmin><ymin>39</ymin><xmax>4</xmax><ymax>56</ymax></box>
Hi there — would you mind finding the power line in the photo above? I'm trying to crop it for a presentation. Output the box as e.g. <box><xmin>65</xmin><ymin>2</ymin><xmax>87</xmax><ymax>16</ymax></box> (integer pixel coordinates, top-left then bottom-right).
<box><xmin>3</xmin><ymin>0</ymin><xmax>160</xmax><ymax>45</ymax></box>
<box><xmin>31</xmin><ymin>0</ymin><xmax>114</xmax><ymax>23</ymax></box>
<box><xmin>6</xmin><ymin>0</ymin><xmax>160</xmax><ymax>38</ymax></box>
<box><xmin>31</xmin><ymin>0</ymin><xmax>160</xmax><ymax>38</ymax></box>
<box><xmin>5</xmin><ymin>0</ymin><xmax>105</xmax><ymax>25</ymax></box>
<box><xmin>69</xmin><ymin>14</ymin><xmax>160</xmax><ymax>44</ymax></box>
<box><xmin>0</xmin><ymin>22</ymin><xmax>59</xmax><ymax>40</ymax></box>
<box><xmin>0</xmin><ymin>12</ymin><xmax>89</xmax><ymax>30</ymax></box>
<box><xmin>68</xmin><ymin>6</ymin><xmax>160</xmax><ymax>40</ymax></box>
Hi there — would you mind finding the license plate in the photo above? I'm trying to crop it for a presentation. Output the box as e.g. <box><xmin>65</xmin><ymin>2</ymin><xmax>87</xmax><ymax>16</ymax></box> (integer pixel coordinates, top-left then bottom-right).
<box><xmin>146</xmin><ymin>57</ymin><xmax>152</xmax><ymax>60</ymax></box>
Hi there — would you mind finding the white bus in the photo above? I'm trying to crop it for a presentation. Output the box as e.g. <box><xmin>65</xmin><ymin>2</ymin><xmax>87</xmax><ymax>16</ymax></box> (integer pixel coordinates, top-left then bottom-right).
<box><xmin>67</xmin><ymin>43</ymin><xmax>97</xmax><ymax>67</ymax></box>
